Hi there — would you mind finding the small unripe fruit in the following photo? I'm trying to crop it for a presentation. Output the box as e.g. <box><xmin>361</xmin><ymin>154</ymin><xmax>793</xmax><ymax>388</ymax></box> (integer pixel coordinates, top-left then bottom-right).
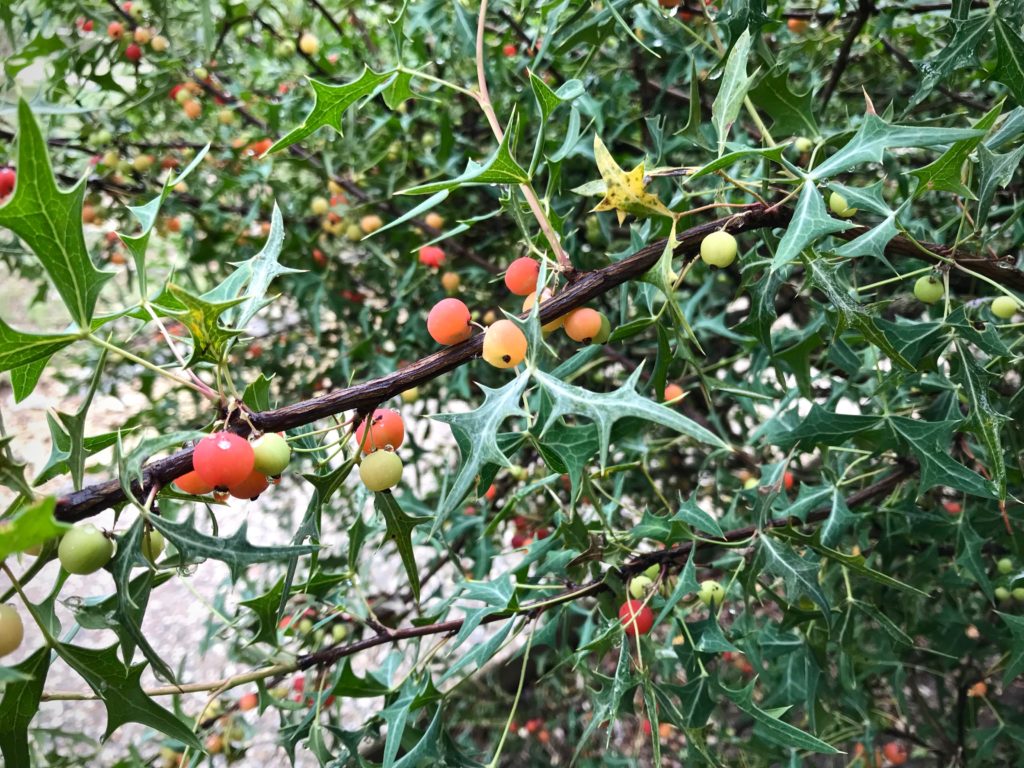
<box><xmin>992</xmin><ymin>295</ymin><xmax>1019</xmax><ymax>319</ymax></box>
<box><xmin>591</xmin><ymin>312</ymin><xmax>611</xmax><ymax>344</ymax></box>
<box><xmin>108</xmin><ymin>21</ymin><xmax>124</xmax><ymax>38</ymax></box>
<box><xmin>299</xmin><ymin>32</ymin><xmax>319</xmax><ymax>55</ymax></box>
<box><xmin>183</xmin><ymin>99</ymin><xmax>202</xmax><ymax>119</ymax></box>
<box><xmin>217</xmin><ymin>108</ymin><xmax>234</xmax><ymax>125</ymax></box>
<box><xmin>997</xmin><ymin>558</ymin><xmax>1014</xmax><ymax>575</ymax></box>
<box><xmin>252</xmin><ymin>433</ymin><xmax>291</xmax><ymax>476</ymax></box>
<box><xmin>401</xmin><ymin>387</ymin><xmax>419</xmax><ymax>403</ymax></box>
<box><xmin>359</xmin><ymin>214</ymin><xmax>382</xmax><ymax>234</ymax></box>
<box><xmin>205</xmin><ymin>734</ymin><xmax>224</xmax><ymax>754</ymax></box>
<box><xmin>133</xmin><ymin>26</ymin><xmax>151</xmax><ymax>44</ymax></box>
<box><xmin>424</xmin><ymin>212</ymin><xmax>444</xmax><ymax>229</ymax></box>
<box><xmin>355</xmin><ymin>409</ymin><xmax>405</xmax><ymax>453</ymax></box>
<box><xmin>563</xmin><ymin>307</ymin><xmax>604</xmax><ymax>343</ymax></box>
<box><xmin>151</xmin><ymin>34</ymin><xmax>168</xmax><ymax>52</ymax></box>
<box><xmin>127</xmin><ymin>3</ymin><xmax>143</xmax><ymax>21</ymax></box>
<box><xmin>427</xmin><ymin>298</ymin><xmax>473</xmax><ymax>345</ymax></box>
<box><xmin>141</xmin><ymin>529</ymin><xmax>165</xmax><ymax>563</ymax></box>
<box><xmin>58</xmin><ymin>524</ymin><xmax>114</xmax><ymax>575</ymax></box>
<box><xmin>174</xmin><ymin>88</ymin><xmax>192</xmax><ymax>105</ymax></box>
<box><xmin>629</xmin><ymin>576</ymin><xmax>653</xmax><ymax>599</ymax></box>
<box><xmin>101</xmin><ymin>149</ymin><xmax>119</xmax><ymax>167</ymax></box>
<box><xmin>995</xmin><ymin>586</ymin><xmax>1011</xmax><ymax>602</ymax></box>
<box><xmin>744</xmin><ymin>477</ymin><xmax>759</xmax><ymax>489</ymax></box>
<box><xmin>345</xmin><ymin>223</ymin><xmax>363</xmax><ymax>241</ymax></box>
<box><xmin>522</xmin><ymin>290</ymin><xmax>564</xmax><ymax>333</ymax></box>
<box><xmin>192</xmin><ymin>432</ymin><xmax>255</xmax><ymax>490</ymax></box>
<box><xmin>787</xmin><ymin>18</ymin><xmax>809</xmax><ymax>33</ymax></box>
<box><xmin>0</xmin><ymin>605</ymin><xmax>24</xmax><ymax>657</ymax></box>
<box><xmin>482</xmin><ymin>320</ymin><xmax>528</xmax><ymax>369</ymax></box>
<box><xmin>697</xmin><ymin>579</ymin><xmax>725</xmax><ymax>608</ymax></box>
<box><xmin>310</xmin><ymin>196</ymin><xmax>329</xmax><ymax>215</ymax></box>
<box><xmin>1013</xmin><ymin>587</ymin><xmax>1024</xmax><ymax>602</ymax></box>
<box><xmin>504</xmin><ymin>257</ymin><xmax>540</xmax><ymax>296</ymax></box>
<box><xmin>618</xmin><ymin>600</ymin><xmax>655</xmax><ymax>636</ymax></box>
<box><xmin>228</xmin><ymin>469</ymin><xmax>270</xmax><ymax>500</ymax></box>
<box><xmin>174</xmin><ymin>470</ymin><xmax>214</xmax><ymax>495</ymax></box>
<box><xmin>700</xmin><ymin>230</ymin><xmax>737</xmax><ymax>268</ymax></box>
<box><xmin>132</xmin><ymin>154</ymin><xmax>154</xmax><ymax>172</ymax></box>
<box><xmin>441</xmin><ymin>271</ymin><xmax>460</xmax><ymax>293</ymax></box>
<box><xmin>643</xmin><ymin>564</ymin><xmax>660</xmax><ymax>581</ymax></box>
<box><xmin>828</xmin><ymin>191</ymin><xmax>857</xmax><ymax>218</ymax></box>
<box><xmin>663</xmin><ymin>383</ymin><xmax>683</xmax><ymax>402</ymax></box>
<box><xmin>914</xmin><ymin>275</ymin><xmax>944</xmax><ymax>304</ymax></box>
<box><xmin>793</xmin><ymin>136</ymin><xmax>813</xmax><ymax>153</ymax></box>
<box><xmin>359</xmin><ymin>450</ymin><xmax>403</xmax><ymax>491</ymax></box>
<box><xmin>418</xmin><ymin>245</ymin><xmax>446</xmax><ymax>268</ymax></box>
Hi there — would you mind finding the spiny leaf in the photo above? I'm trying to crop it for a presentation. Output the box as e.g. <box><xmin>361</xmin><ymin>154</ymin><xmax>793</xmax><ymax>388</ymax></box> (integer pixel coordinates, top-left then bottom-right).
<box><xmin>0</xmin><ymin>315</ymin><xmax>77</xmax><ymax>374</ymax></box>
<box><xmin>374</xmin><ymin>491</ymin><xmax>431</xmax><ymax>603</ymax></box>
<box><xmin>0</xmin><ymin>496</ymin><xmax>68</xmax><ymax>560</ymax></box>
<box><xmin>720</xmin><ymin>680</ymin><xmax>840</xmax><ymax>754</ymax></box>
<box><xmin>711</xmin><ymin>28</ymin><xmax>756</xmax><ymax>157</ymax></box>
<box><xmin>0</xmin><ymin>647</ymin><xmax>50</xmax><ymax>766</ymax></box>
<box><xmin>769</xmin><ymin>181</ymin><xmax>854</xmax><ymax>274</ymax></box>
<box><xmin>0</xmin><ymin>100</ymin><xmax>112</xmax><ymax>326</ymax></box>
<box><xmin>575</xmin><ymin>135</ymin><xmax>672</xmax><ymax>224</ymax></box>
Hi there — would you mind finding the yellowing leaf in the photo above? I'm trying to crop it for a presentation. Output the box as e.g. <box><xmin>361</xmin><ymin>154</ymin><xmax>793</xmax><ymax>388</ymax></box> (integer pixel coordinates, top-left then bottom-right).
<box><xmin>584</xmin><ymin>135</ymin><xmax>672</xmax><ymax>224</ymax></box>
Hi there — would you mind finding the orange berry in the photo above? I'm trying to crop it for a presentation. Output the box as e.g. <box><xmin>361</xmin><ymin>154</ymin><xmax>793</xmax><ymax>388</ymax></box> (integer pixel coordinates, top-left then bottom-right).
<box><xmin>482</xmin><ymin>320</ymin><xmax>528</xmax><ymax>369</ymax></box>
<box><xmin>192</xmin><ymin>432</ymin><xmax>254</xmax><ymax>490</ymax></box>
<box><xmin>427</xmin><ymin>298</ymin><xmax>473</xmax><ymax>345</ymax></box>
<box><xmin>238</xmin><ymin>692</ymin><xmax>258</xmax><ymax>711</ymax></box>
<box><xmin>563</xmin><ymin>307</ymin><xmax>603</xmax><ymax>343</ymax></box>
<box><xmin>108</xmin><ymin>21</ymin><xmax>124</xmax><ymax>38</ymax></box>
<box><xmin>173</xmin><ymin>470</ymin><xmax>214</xmax><ymax>495</ymax></box>
<box><xmin>787</xmin><ymin>17</ymin><xmax>809</xmax><ymax>33</ymax></box>
<box><xmin>424</xmin><ymin>212</ymin><xmax>444</xmax><ymax>229</ymax></box>
<box><xmin>440</xmin><ymin>271</ymin><xmax>460</xmax><ymax>293</ymax></box>
<box><xmin>504</xmin><ymin>257</ymin><xmax>540</xmax><ymax>296</ymax></box>
<box><xmin>360</xmin><ymin>214</ymin><xmax>383</xmax><ymax>234</ymax></box>
<box><xmin>663</xmin><ymin>383</ymin><xmax>683</xmax><ymax>403</ymax></box>
<box><xmin>227</xmin><ymin>469</ymin><xmax>270</xmax><ymax>500</ymax></box>
<box><xmin>967</xmin><ymin>680</ymin><xmax>988</xmax><ymax>698</ymax></box>
<box><xmin>881</xmin><ymin>742</ymin><xmax>907</xmax><ymax>765</ymax></box>
<box><xmin>354</xmin><ymin>409</ymin><xmax>405</xmax><ymax>453</ymax></box>
<box><xmin>182</xmin><ymin>99</ymin><xmax>201</xmax><ymax>119</ymax></box>
<box><xmin>418</xmin><ymin>245</ymin><xmax>446</xmax><ymax>268</ymax></box>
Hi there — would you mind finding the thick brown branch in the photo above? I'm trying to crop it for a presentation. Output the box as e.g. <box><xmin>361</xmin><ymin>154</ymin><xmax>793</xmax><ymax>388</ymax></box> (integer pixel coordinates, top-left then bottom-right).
<box><xmin>51</xmin><ymin>206</ymin><xmax>1023</xmax><ymax>523</ymax></box>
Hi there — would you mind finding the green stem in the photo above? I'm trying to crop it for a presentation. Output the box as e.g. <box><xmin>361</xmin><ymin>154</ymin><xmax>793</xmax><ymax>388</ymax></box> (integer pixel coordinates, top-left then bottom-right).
<box><xmin>87</xmin><ymin>334</ymin><xmax>208</xmax><ymax>397</ymax></box>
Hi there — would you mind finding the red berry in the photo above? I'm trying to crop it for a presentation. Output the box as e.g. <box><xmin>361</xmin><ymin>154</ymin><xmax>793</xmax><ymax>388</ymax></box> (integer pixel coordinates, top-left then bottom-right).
<box><xmin>418</xmin><ymin>245</ymin><xmax>446</xmax><ymax>268</ymax></box>
<box><xmin>535</xmin><ymin>528</ymin><xmax>550</xmax><ymax>540</ymax></box>
<box><xmin>882</xmin><ymin>742</ymin><xmax>908</xmax><ymax>765</ymax></box>
<box><xmin>0</xmin><ymin>168</ymin><xmax>15</xmax><ymax>199</ymax></box>
<box><xmin>227</xmin><ymin>469</ymin><xmax>270</xmax><ymax>500</ymax></box>
<box><xmin>169</xmin><ymin>84</ymin><xmax>184</xmax><ymax>100</ymax></box>
<box><xmin>504</xmin><ymin>257</ymin><xmax>540</xmax><ymax>296</ymax></box>
<box><xmin>511</xmin><ymin>533</ymin><xmax>530</xmax><ymax>548</ymax></box>
<box><xmin>125</xmin><ymin>43</ymin><xmax>142</xmax><ymax>62</ymax></box>
<box><xmin>354</xmin><ymin>409</ymin><xmax>405</xmax><ymax>453</ymax></box>
<box><xmin>503</xmin><ymin>43</ymin><xmax>517</xmax><ymax>57</ymax></box>
<box><xmin>783</xmin><ymin>470</ymin><xmax>794</xmax><ymax>491</ymax></box>
<box><xmin>641</xmin><ymin>719</ymin><xmax>652</xmax><ymax>736</ymax></box>
<box><xmin>427</xmin><ymin>298</ymin><xmax>473</xmax><ymax>345</ymax></box>
<box><xmin>943</xmin><ymin>500</ymin><xmax>962</xmax><ymax>515</ymax></box>
<box><xmin>238</xmin><ymin>692</ymin><xmax>258</xmax><ymax>711</ymax></box>
<box><xmin>192</xmin><ymin>432</ymin><xmax>255</xmax><ymax>490</ymax></box>
<box><xmin>484</xmin><ymin>484</ymin><xmax>497</xmax><ymax>502</ymax></box>
<box><xmin>173</xmin><ymin>470</ymin><xmax>214</xmax><ymax>495</ymax></box>
<box><xmin>108</xmin><ymin>21</ymin><xmax>124</xmax><ymax>38</ymax></box>
<box><xmin>618</xmin><ymin>600</ymin><xmax>655</xmax><ymax>636</ymax></box>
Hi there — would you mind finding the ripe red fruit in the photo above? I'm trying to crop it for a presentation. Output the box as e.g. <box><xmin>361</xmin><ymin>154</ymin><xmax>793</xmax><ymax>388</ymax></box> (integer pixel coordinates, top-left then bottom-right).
<box><xmin>618</xmin><ymin>600</ymin><xmax>655</xmax><ymax>636</ymax></box>
<box><xmin>943</xmin><ymin>500</ymin><xmax>962</xmax><ymax>515</ymax></box>
<box><xmin>484</xmin><ymin>484</ymin><xmax>497</xmax><ymax>502</ymax></box>
<box><xmin>0</xmin><ymin>168</ymin><xmax>15</xmax><ymax>199</ymax></box>
<box><xmin>882</xmin><ymin>741</ymin><xmax>908</xmax><ymax>765</ymax></box>
<box><xmin>125</xmin><ymin>43</ymin><xmax>142</xmax><ymax>62</ymax></box>
<box><xmin>173</xmin><ymin>470</ymin><xmax>214</xmax><ymax>495</ymax></box>
<box><xmin>227</xmin><ymin>469</ymin><xmax>270</xmax><ymax>500</ymax></box>
<box><xmin>192</xmin><ymin>432</ymin><xmax>255</xmax><ymax>490</ymax></box>
<box><xmin>238</xmin><ymin>692</ymin><xmax>258</xmax><ymax>711</ymax></box>
<box><xmin>511</xmin><ymin>533</ymin><xmax>530</xmax><ymax>548</ymax></box>
<box><xmin>83</xmin><ymin>19</ymin><xmax>94</xmax><ymax>32</ymax></box>
<box><xmin>783</xmin><ymin>470</ymin><xmax>794</xmax><ymax>491</ymax></box>
<box><xmin>418</xmin><ymin>245</ymin><xmax>446</xmax><ymax>268</ymax></box>
<box><xmin>354</xmin><ymin>409</ymin><xmax>405</xmax><ymax>453</ymax></box>
<box><xmin>502</xmin><ymin>43</ymin><xmax>517</xmax><ymax>57</ymax></box>
<box><xmin>504</xmin><ymin>257</ymin><xmax>540</xmax><ymax>296</ymax></box>
<box><xmin>427</xmin><ymin>298</ymin><xmax>473</xmax><ymax>345</ymax></box>
<box><xmin>108</xmin><ymin>21</ymin><xmax>124</xmax><ymax>38</ymax></box>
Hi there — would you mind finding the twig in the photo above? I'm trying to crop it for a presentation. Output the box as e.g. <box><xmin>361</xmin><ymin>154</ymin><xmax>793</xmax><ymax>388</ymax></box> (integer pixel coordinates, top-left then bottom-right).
<box><xmin>819</xmin><ymin>0</ymin><xmax>874</xmax><ymax>108</ymax></box>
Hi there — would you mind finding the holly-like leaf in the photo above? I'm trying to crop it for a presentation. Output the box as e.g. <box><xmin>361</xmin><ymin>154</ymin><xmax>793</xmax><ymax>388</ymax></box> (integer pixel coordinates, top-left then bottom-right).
<box><xmin>975</xmin><ymin>142</ymin><xmax>1024</xmax><ymax>227</ymax></box>
<box><xmin>158</xmin><ymin>284</ymin><xmax>246</xmax><ymax>365</ymax></box>
<box><xmin>810</xmin><ymin>114</ymin><xmax>984</xmax><ymax>180</ymax></box>
<box><xmin>535</xmin><ymin>366</ymin><xmax>727</xmax><ymax>467</ymax></box>
<box><xmin>0</xmin><ymin>647</ymin><xmax>50</xmax><ymax>766</ymax></box>
<box><xmin>374</xmin><ymin>491</ymin><xmax>431</xmax><ymax>603</ymax></box>
<box><xmin>671</xmin><ymin>494</ymin><xmax>724</xmax><ymax>538</ymax></box>
<box><xmin>720</xmin><ymin>680</ymin><xmax>840</xmax><ymax>754</ymax></box>
<box><xmin>756</xmin><ymin>535</ymin><xmax>829</xmax><ymax>613</ymax></box>
<box><xmin>270</xmin><ymin>68</ymin><xmax>398</xmax><ymax>154</ymax></box>
<box><xmin>993</xmin><ymin>17</ymin><xmax>1024</xmax><ymax>107</ymax></box>
<box><xmin>0</xmin><ymin>437</ymin><xmax>33</xmax><ymax>499</ymax></box>
<box><xmin>0</xmin><ymin>316</ymin><xmax>77</xmax><ymax>374</ymax></box>
<box><xmin>886</xmin><ymin>416</ymin><xmax>995</xmax><ymax>498</ymax></box>
<box><xmin>148</xmin><ymin>514</ymin><xmax>318</xmax><ymax>581</ymax></box>
<box><xmin>998</xmin><ymin>612</ymin><xmax>1024</xmax><ymax>684</ymax></box>
<box><xmin>749</xmin><ymin>67</ymin><xmax>817</xmax><ymax>138</ymax></box>
<box><xmin>0</xmin><ymin>496</ymin><xmax>69</xmax><ymax>560</ymax></box>
<box><xmin>398</xmin><ymin>113</ymin><xmax>530</xmax><ymax>195</ymax></box>
<box><xmin>909</xmin><ymin>102</ymin><xmax>1001</xmax><ymax>198</ymax></box>
<box><xmin>202</xmin><ymin>202</ymin><xmax>300</xmax><ymax>329</ymax></box>
<box><xmin>769</xmin><ymin>181</ymin><xmax>854</xmax><ymax>274</ymax></box>
<box><xmin>0</xmin><ymin>100</ymin><xmax>112</xmax><ymax>326</ymax></box>
<box><xmin>52</xmin><ymin>643</ymin><xmax>202</xmax><ymax>749</ymax></box>
<box><xmin>432</xmin><ymin>373</ymin><xmax>531</xmax><ymax>520</ymax></box>
<box><xmin>575</xmin><ymin>135</ymin><xmax>672</xmax><ymax>224</ymax></box>
<box><xmin>951</xmin><ymin>339</ymin><xmax>1007</xmax><ymax>499</ymax></box>
<box><xmin>711</xmin><ymin>28</ymin><xmax>755</xmax><ymax>157</ymax></box>
<box><xmin>906</xmin><ymin>17</ymin><xmax>990</xmax><ymax>111</ymax></box>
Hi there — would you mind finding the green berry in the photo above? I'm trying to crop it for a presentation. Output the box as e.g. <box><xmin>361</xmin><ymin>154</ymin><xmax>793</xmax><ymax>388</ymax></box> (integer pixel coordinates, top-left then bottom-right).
<box><xmin>642</xmin><ymin>564</ymin><xmax>661</xmax><ymax>581</ymax></box>
<box><xmin>252</xmin><ymin>433</ymin><xmax>292</xmax><ymax>476</ymax></box>
<box><xmin>914</xmin><ymin>275</ymin><xmax>944</xmax><ymax>304</ymax></box>
<box><xmin>141</xmin><ymin>529</ymin><xmax>165</xmax><ymax>563</ymax></box>
<box><xmin>359</xmin><ymin>450</ymin><xmax>403</xmax><ymax>492</ymax></box>
<box><xmin>697</xmin><ymin>579</ymin><xmax>725</xmax><ymax>608</ymax></box>
<box><xmin>629</xmin><ymin>576</ymin><xmax>653</xmax><ymax>599</ymax></box>
<box><xmin>0</xmin><ymin>604</ymin><xmax>24</xmax><ymax>657</ymax></box>
<box><xmin>58</xmin><ymin>524</ymin><xmax>114</xmax><ymax>575</ymax></box>
<box><xmin>793</xmin><ymin>136</ymin><xmax>813</xmax><ymax>154</ymax></box>
<box><xmin>700</xmin><ymin>230</ymin><xmax>737</xmax><ymax>268</ymax></box>
<box><xmin>1013</xmin><ymin>587</ymin><xmax>1024</xmax><ymax>602</ymax></box>
<box><xmin>995</xmin><ymin>586</ymin><xmax>1011</xmax><ymax>602</ymax></box>
<box><xmin>992</xmin><ymin>295</ymin><xmax>1019</xmax><ymax>319</ymax></box>
<box><xmin>997</xmin><ymin>558</ymin><xmax>1013</xmax><ymax>575</ymax></box>
<box><xmin>828</xmin><ymin>191</ymin><xmax>857</xmax><ymax>218</ymax></box>
<box><xmin>591</xmin><ymin>312</ymin><xmax>611</xmax><ymax>344</ymax></box>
